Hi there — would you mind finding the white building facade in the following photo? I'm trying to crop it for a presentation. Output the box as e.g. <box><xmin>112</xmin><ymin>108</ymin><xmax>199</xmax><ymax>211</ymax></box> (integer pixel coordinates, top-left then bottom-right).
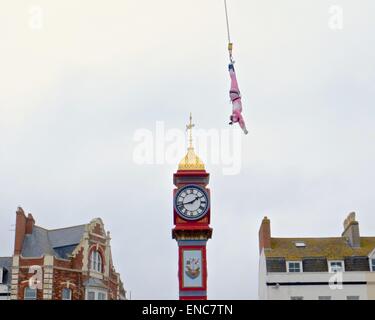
<box><xmin>258</xmin><ymin>213</ymin><xmax>375</xmax><ymax>300</ymax></box>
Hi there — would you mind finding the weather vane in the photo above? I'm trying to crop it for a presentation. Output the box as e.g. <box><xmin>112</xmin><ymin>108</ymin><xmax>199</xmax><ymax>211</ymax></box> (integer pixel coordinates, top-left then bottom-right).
<box><xmin>186</xmin><ymin>113</ymin><xmax>195</xmax><ymax>148</ymax></box>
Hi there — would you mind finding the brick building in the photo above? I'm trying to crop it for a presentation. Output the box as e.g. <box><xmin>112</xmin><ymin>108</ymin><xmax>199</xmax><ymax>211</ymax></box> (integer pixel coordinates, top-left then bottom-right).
<box><xmin>8</xmin><ymin>207</ymin><xmax>126</xmax><ymax>300</ymax></box>
<box><xmin>259</xmin><ymin>212</ymin><xmax>375</xmax><ymax>300</ymax></box>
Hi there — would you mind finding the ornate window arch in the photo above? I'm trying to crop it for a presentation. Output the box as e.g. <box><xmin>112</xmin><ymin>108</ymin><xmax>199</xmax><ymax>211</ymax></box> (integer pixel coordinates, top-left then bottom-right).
<box><xmin>90</xmin><ymin>249</ymin><xmax>103</xmax><ymax>273</ymax></box>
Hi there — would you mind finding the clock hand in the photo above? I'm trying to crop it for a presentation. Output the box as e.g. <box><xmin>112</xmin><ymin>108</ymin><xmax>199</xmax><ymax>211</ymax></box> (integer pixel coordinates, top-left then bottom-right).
<box><xmin>182</xmin><ymin>196</ymin><xmax>199</xmax><ymax>205</ymax></box>
<box><xmin>185</xmin><ymin>195</ymin><xmax>207</xmax><ymax>205</ymax></box>
<box><xmin>176</xmin><ymin>199</ymin><xmax>194</xmax><ymax>208</ymax></box>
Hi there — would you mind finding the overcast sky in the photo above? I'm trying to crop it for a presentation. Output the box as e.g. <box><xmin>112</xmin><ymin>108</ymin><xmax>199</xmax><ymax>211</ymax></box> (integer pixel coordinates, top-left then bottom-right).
<box><xmin>0</xmin><ymin>0</ymin><xmax>374</xmax><ymax>300</ymax></box>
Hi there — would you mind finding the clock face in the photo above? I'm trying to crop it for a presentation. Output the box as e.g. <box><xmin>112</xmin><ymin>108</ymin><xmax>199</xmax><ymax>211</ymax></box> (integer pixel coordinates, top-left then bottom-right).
<box><xmin>174</xmin><ymin>185</ymin><xmax>209</xmax><ymax>221</ymax></box>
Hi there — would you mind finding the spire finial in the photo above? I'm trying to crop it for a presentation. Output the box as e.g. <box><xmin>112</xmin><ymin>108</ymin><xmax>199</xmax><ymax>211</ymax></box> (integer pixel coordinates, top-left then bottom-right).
<box><xmin>186</xmin><ymin>112</ymin><xmax>195</xmax><ymax>149</ymax></box>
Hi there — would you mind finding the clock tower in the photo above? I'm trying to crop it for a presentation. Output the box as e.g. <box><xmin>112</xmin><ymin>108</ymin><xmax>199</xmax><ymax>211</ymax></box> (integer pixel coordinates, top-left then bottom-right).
<box><xmin>172</xmin><ymin>114</ymin><xmax>213</xmax><ymax>300</ymax></box>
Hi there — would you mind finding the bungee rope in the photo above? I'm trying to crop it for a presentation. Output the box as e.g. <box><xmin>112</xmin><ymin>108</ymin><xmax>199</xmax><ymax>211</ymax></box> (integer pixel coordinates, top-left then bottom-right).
<box><xmin>224</xmin><ymin>0</ymin><xmax>234</xmax><ymax>63</ymax></box>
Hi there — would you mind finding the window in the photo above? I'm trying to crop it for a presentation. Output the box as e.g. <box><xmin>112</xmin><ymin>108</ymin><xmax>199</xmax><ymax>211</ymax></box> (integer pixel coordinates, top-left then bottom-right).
<box><xmin>291</xmin><ymin>296</ymin><xmax>304</xmax><ymax>300</ymax></box>
<box><xmin>329</xmin><ymin>261</ymin><xmax>344</xmax><ymax>273</ymax></box>
<box><xmin>347</xmin><ymin>296</ymin><xmax>360</xmax><ymax>300</ymax></box>
<box><xmin>86</xmin><ymin>290</ymin><xmax>107</xmax><ymax>300</ymax></box>
<box><xmin>295</xmin><ymin>242</ymin><xmax>306</xmax><ymax>248</ymax></box>
<box><xmin>87</xmin><ymin>291</ymin><xmax>96</xmax><ymax>300</ymax></box>
<box><xmin>371</xmin><ymin>258</ymin><xmax>375</xmax><ymax>272</ymax></box>
<box><xmin>319</xmin><ymin>296</ymin><xmax>332</xmax><ymax>300</ymax></box>
<box><xmin>98</xmin><ymin>292</ymin><xmax>106</xmax><ymax>300</ymax></box>
<box><xmin>90</xmin><ymin>250</ymin><xmax>103</xmax><ymax>273</ymax></box>
<box><xmin>24</xmin><ymin>287</ymin><xmax>37</xmax><ymax>300</ymax></box>
<box><xmin>62</xmin><ymin>288</ymin><xmax>72</xmax><ymax>300</ymax></box>
<box><xmin>287</xmin><ymin>261</ymin><xmax>302</xmax><ymax>273</ymax></box>
<box><xmin>0</xmin><ymin>268</ymin><xmax>3</xmax><ymax>284</ymax></box>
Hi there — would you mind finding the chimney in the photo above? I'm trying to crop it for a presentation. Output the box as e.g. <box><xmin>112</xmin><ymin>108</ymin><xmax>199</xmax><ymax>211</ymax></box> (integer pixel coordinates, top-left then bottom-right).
<box><xmin>342</xmin><ymin>212</ymin><xmax>360</xmax><ymax>248</ymax></box>
<box><xmin>14</xmin><ymin>207</ymin><xmax>27</xmax><ymax>255</ymax></box>
<box><xmin>14</xmin><ymin>208</ymin><xmax>35</xmax><ymax>255</ymax></box>
<box><xmin>26</xmin><ymin>213</ymin><xmax>35</xmax><ymax>235</ymax></box>
<box><xmin>259</xmin><ymin>216</ymin><xmax>271</xmax><ymax>253</ymax></box>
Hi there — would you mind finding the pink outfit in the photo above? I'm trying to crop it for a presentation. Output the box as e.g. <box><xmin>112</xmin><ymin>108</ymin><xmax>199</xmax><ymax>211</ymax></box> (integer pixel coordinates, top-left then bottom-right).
<box><xmin>229</xmin><ymin>66</ymin><xmax>248</xmax><ymax>134</ymax></box>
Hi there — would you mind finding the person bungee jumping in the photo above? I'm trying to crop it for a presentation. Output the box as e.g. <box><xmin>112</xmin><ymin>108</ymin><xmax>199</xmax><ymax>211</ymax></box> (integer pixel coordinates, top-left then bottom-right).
<box><xmin>228</xmin><ymin>62</ymin><xmax>248</xmax><ymax>135</ymax></box>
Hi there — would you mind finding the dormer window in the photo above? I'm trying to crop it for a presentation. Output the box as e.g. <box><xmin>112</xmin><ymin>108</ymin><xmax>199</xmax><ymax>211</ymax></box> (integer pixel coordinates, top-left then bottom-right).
<box><xmin>287</xmin><ymin>261</ymin><xmax>303</xmax><ymax>273</ymax></box>
<box><xmin>368</xmin><ymin>250</ymin><xmax>375</xmax><ymax>272</ymax></box>
<box><xmin>90</xmin><ymin>250</ymin><xmax>103</xmax><ymax>273</ymax></box>
<box><xmin>295</xmin><ymin>242</ymin><xmax>306</xmax><ymax>248</ymax></box>
<box><xmin>371</xmin><ymin>258</ymin><xmax>375</xmax><ymax>272</ymax></box>
<box><xmin>329</xmin><ymin>261</ymin><xmax>344</xmax><ymax>273</ymax></box>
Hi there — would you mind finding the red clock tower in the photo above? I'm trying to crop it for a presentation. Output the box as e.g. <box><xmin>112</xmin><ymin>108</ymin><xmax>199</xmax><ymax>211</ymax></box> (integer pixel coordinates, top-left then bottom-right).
<box><xmin>172</xmin><ymin>114</ymin><xmax>213</xmax><ymax>300</ymax></box>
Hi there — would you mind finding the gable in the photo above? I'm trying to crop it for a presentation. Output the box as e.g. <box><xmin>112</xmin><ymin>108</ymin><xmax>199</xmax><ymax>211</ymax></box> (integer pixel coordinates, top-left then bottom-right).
<box><xmin>88</xmin><ymin>218</ymin><xmax>106</xmax><ymax>237</ymax></box>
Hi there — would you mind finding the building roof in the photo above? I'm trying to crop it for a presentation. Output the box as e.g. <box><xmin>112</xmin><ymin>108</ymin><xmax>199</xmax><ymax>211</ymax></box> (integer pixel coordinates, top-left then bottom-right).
<box><xmin>22</xmin><ymin>224</ymin><xmax>86</xmax><ymax>259</ymax></box>
<box><xmin>265</xmin><ymin>237</ymin><xmax>375</xmax><ymax>260</ymax></box>
<box><xmin>0</xmin><ymin>257</ymin><xmax>13</xmax><ymax>285</ymax></box>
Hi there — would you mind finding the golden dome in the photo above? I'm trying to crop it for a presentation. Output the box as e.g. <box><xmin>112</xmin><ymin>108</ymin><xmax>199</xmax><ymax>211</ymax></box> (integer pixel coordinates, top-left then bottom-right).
<box><xmin>178</xmin><ymin>147</ymin><xmax>205</xmax><ymax>171</ymax></box>
<box><xmin>178</xmin><ymin>113</ymin><xmax>205</xmax><ymax>171</ymax></box>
